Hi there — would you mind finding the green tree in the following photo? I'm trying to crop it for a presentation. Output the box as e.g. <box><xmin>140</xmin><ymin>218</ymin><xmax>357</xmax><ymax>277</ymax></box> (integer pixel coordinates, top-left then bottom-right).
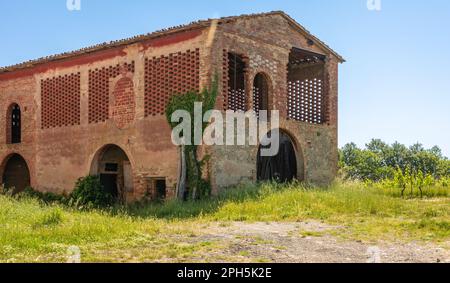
<box><xmin>165</xmin><ymin>75</ymin><xmax>218</xmax><ymax>200</ymax></box>
<box><xmin>339</xmin><ymin>140</ymin><xmax>449</xmax><ymax>183</ymax></box>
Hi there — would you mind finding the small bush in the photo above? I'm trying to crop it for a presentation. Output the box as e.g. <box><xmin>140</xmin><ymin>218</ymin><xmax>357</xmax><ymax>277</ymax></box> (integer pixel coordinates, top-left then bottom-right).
<box><xmin>70</xmin><ymin>176</ymin><xmax>115</xmax><ymax>209</ymax></box>
<box><xmin>0</xmin><ymin>184</ymin><xmax>12</xmax><ymax>196</ymax></box>
<box><xmin>18</xmin><ymin>187</ymin><xmax>68</xmax><ymax>204</ymax></box>
<box><xmin>34</xmin><ymin>209</ymin><xmax>64</xmax><ymax>228</ymax></box>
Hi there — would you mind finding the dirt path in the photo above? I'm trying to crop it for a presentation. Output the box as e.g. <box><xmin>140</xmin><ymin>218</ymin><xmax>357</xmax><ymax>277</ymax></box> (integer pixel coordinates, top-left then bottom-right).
<box><xmin>182</xmin><ymin>222</ymin><xmax>449</xmax><ymax>263</ymax></box>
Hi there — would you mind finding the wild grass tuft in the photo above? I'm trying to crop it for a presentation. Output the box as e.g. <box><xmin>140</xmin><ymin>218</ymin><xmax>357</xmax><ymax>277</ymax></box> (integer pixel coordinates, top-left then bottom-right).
<box><xmin>0</xmin><ymin>181</ymin><xmax>448</xmax><ymax>262</ymax></box>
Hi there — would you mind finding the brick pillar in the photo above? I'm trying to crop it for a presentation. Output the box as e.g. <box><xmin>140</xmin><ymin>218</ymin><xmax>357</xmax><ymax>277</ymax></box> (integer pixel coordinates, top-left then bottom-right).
<box><xmin>80</xmin><ymin>70</ymin><xmax>89</xmax><ymax>126</ymax></box>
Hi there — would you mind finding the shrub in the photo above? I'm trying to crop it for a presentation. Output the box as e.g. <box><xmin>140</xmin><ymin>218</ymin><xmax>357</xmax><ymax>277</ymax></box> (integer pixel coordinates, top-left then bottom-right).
<box><xmin>34</xmin><ymin>209</ymin><xmax>64</xmax><ymax>228</ymax></box>
<box><xmin>0</xmin><ymin>184</ymin><xmax>12</xmax><ymax>196</ymax></box>
<box><xmin>165</xmin><ymin>75</ymin><xmax>218</xmax><ymax>201</ymax></box>
<box><xmin>70</xmin><ymin>176</ymin><xmax>114</xmax><ymax>209</ymax></box>
<box><xmin>439</xmin><ymin>177</ymin><xmax>449</xmax><ymax>188</ymax></box>
<box><xmin>18</xmin><ymin>187</ymin><xmax>68</xmax><ymax>204</ymax></box>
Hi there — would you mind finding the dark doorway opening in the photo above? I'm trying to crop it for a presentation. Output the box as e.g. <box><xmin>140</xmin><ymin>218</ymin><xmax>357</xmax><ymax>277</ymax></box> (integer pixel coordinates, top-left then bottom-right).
<box><xmin>155</xmin><ymin>179</ymin><xmax>167</xmax><ymax>200</ymax></box>
<box><xmin>257</xmin><ymin>130</ymin><xmax>298</xmax><ymax>183</ymax></box>
<box><xmin>2</xmin><ymin>154</ymin><xmax>30</xmax><ymax>193</ymax></box>
<box><xmin>94</xmin><ymin>145</ymin><xmax>133</xmax><ymax>203</ymax></box>
<box><xmin>100</xmin><ymin>173</ymin><xmax>119</xmax><ymax>200</ymax></box>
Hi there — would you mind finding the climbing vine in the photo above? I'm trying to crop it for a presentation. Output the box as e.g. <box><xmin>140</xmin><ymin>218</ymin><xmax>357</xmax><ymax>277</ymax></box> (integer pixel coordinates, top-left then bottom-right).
<box><xmin>165</xmin><ymin>75</ymin><xmax>219</xmax><ymax>200</ymax></box>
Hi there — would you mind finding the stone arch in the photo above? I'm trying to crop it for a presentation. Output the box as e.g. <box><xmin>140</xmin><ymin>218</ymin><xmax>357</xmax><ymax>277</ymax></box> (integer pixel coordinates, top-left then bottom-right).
<box><xmin>256</xmin><ymin>128</ymin><xmax>305</xmax><ymax>183</ymax></box>
<box><xmin>0</xmin><ymin>153</ymin><xmax>31</xmax><ymax>193</ymax></box>
<box><xmin>6</xmin><ymin>103</ymin><xmax>21</xmax><ymax>144</ymax></box>
<box><xmin>89</xmin><ymin>144</ymin><xmax>134</xmax><ymax>202</ymax></box>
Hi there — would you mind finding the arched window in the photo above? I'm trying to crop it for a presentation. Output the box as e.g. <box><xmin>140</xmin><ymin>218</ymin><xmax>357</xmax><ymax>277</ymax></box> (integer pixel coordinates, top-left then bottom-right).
<box><xmin>6</xmin><ymin>104</ymin><xmax>21</xmax><ymax>144</ymax></box>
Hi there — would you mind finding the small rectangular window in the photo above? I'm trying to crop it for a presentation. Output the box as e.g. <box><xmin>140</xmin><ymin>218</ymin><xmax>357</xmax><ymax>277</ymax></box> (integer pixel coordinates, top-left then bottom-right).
<box><xmin>104</xmin><ymin>163</ymin><xmax>118</xmax><ymax>172</ymax></box>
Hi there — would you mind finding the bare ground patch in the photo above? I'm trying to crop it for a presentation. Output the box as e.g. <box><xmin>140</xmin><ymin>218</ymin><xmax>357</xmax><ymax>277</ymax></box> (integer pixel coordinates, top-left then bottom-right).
<box><xmin>179</xmin><ymin>221</ymin><xmax>450</xmax><ymax>263</ymax></box>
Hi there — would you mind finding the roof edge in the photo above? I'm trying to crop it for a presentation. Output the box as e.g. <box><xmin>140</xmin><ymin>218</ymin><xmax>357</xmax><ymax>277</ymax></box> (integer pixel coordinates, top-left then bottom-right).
<box><xmin>0</xmin><ymin>11</ymin><xmax>344</xmax><ymax>75</ymax></box>
<box><xmin>274</xmin><ymin>11</ymin><xmax>345</xmax><ymax>63</ymax></box>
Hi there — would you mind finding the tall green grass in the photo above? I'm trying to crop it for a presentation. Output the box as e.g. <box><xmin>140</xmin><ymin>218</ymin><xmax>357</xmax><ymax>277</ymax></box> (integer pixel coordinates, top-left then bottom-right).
<box><xmin>0</xmin><ymin>181</ymin><xmax>448</xmax><ymax>262</ymax></box>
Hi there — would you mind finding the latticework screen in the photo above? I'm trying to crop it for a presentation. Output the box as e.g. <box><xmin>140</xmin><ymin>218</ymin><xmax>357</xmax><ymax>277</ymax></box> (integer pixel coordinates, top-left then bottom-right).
<box><xmin>223</xmin><ymin>51</ymin><xmax>247</xmax><ymax>112</ymax></box>
<box><xmin>287</xmin><ymin>78</ymin><xmax>324</xmax><ymax>124</ymax></box>
<box><xmin>41</xmin><ymin>73</ymin><xmax>81</xmax><ymax>129</ymax></box>
<box><xmin>88</xmin><ymin>62</ymin><xmax>135</xmax><ymax>124</ymax></box>
<box><xmin>144</xmin><ymin>49</ymin><xmax>200</xmax><ymax>117</ymax></box>
<box><xmin>252</xmin><ymin>86</ymin><xmax>261</xmax><ymax>115</ymax></box>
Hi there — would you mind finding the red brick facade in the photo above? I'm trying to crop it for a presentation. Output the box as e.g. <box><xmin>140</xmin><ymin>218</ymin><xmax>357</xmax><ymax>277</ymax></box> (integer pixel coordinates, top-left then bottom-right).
<box><xmin>0</xmin><ymin>12</ymin><xmax>343</xmax><ymax>201</ymax></box>
<box><xmin>144</xmin><ymin>49</ymin><xmax>200</xmax><ymax>117</ymax></box>
<box><xmin>111</xmin><ymin>76</ymin><xmax>135</xmax><ymax>129</ymax></box>
<box><xmin>89</xmin><ymin>62</ymin><xmax>135</xmax><ymax>124</ymax></box>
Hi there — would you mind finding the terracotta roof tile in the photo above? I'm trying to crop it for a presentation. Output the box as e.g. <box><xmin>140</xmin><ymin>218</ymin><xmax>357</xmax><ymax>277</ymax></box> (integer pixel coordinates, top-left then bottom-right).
<box><xmin>0</xmin><ymin>11</ymin><xmax>344</xmax><ymax>74</ymax></box>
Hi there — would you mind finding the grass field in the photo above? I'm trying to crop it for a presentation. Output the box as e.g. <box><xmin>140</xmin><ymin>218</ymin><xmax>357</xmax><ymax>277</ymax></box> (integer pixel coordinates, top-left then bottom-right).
<box><xmin>0</xmin><ymin>181</ymin><xmax>448</xmax><ymax>262</ymax></box>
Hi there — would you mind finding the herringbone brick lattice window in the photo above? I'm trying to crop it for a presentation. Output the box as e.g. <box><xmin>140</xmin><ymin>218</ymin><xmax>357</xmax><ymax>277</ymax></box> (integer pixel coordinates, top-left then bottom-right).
<box><xmin>88</xmin><ymin>62</ymin><xmax>135</xmax><ymax>124</ymax></box>
<box><xmin>287</xmin><ymin>78</ymin><xmax>324</xmax><ymax>124</ymax></box>
<box><xmin>41</xmin><ymin>73</ymin><xmax>81</xmax><ymax>129</ymax></box>
<box><xmin>144</xmin><ymin>49</ymin><xmax>200</xmax><ymax>117</ymax></box>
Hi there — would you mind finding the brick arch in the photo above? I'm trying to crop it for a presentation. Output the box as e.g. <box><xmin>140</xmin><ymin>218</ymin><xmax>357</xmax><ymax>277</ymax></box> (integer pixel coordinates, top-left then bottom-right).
<box><xmin>251</xmin><ymin>72</ymin><xmax>273</xmax><ymax>116</ymax></box>
<box><xmin>89</xmin><ymin>144</ymin><xmax>135</xmax><ymax>202</ymax></box>
<box><xmin>110</xmin><ymin>76</ymin><xmax>135</xmax><ymax>129</ymax></box>
<box><xmin>0</xmin><ymin>152</ymin><xmax>31</xmax><ymax>193</ymax></box>
<box><xmin>88</xmin><ymin>62</ymin><xmax>135</xmax><ymax>124</ymax></box>
<box><xmin>5</xmin><ymin>102</ymin><xmax>21</xmax><ymax>144</ymax></box>
<box><xmin>256</xmin><ymin>128</ymin><xmax>305</xmax><ymax>182</ymax></box>
<box><xmin>89</xmin><ymin>144</ymin><xmax>135</xmax><ymax>175</ymax></box>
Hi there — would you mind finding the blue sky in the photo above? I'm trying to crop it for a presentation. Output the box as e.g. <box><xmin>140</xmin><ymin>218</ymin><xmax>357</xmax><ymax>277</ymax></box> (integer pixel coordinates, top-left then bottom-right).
<box><xmin>1</xmin><ymin>0</ymin><xmax>449</xmax><ymax>157</ymax></box>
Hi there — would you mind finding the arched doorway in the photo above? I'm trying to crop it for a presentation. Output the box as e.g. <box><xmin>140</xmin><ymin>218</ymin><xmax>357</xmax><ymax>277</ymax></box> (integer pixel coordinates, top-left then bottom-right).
<box><xmin>253</xmin><ymin>73</ymin><xmax>270</xmax><ymax>117</ymax></box>
<box><xmin>1</xmin><ymin>154</ymin><xmax>30</xmax><ymax>193</ymax></box>
<box><xmin>6</xmin><ymin>103</ymin><xmax>21</xmax><ymax>144</ymax></box>
<box><xmin>91</xmin><ymin>145</ymin><xmax>133</xmax><ymax>202</ymax></box>
<box><xmin>257</xmin><ymin>130</ymin><xmax>298</xmax><ymax>183</ymax></box>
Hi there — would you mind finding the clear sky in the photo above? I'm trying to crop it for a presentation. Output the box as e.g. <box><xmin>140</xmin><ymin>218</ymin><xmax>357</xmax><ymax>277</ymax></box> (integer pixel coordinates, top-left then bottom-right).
<box><xmin>1</xmin><ymin>0</ymin><xmax>449</xmax><ymax>157</ymax></box>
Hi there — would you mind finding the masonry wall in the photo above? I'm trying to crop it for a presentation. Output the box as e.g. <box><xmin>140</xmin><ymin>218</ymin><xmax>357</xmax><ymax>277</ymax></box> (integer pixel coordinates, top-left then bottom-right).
<box><xmin>206</xmin><ymin>14</ymin><xmax>339</xmax><ymax>193</ymax></box>
<box><xmin>0</xmin><ymin>14</ymin><xmax>340</xmax><ymax>201</ymax></box>
<box><xmin>0</xmin><ymin>28</ymin><xmax>210</xmax><ymax>202</ymax></box>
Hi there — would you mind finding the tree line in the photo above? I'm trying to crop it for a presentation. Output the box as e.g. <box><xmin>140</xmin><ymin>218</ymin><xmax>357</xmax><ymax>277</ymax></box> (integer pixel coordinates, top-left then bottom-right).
<box><xmin>339</xmin><ymin>139</ymin><xmax>450</xmax><ymax>182</ymax></box>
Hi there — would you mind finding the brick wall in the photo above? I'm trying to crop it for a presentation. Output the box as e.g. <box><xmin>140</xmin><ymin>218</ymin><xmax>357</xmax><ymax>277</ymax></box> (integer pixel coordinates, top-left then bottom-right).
<box><xmin>89</xmin><ymin>62</ymin><xmax>135</xmax><ymax>124</ymax></box>
<box><xmin>111</xmin><ymin>76</ymin><xmax>135</xmax><ymax>129</ymax></box>
<box><xmin>207</xmin><ymin>14</ymin><xmax>340</xmax><ymax>192</ymax></box>
<box><xmin>0</xmin><ymin>14</ymin><xmax>340</xmax><ymax>200</ymax></box>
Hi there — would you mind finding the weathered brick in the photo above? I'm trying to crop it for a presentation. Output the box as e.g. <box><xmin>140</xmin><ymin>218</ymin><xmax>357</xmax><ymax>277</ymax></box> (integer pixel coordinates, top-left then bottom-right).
<box><xmin>0</xmin><ymin>12</ymin><xmax>342</xmax><ymax>202</ymax></box>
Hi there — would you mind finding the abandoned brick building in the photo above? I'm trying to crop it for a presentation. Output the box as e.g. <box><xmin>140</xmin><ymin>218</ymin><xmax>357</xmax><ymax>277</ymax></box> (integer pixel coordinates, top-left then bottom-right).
<box><xmin>0</xmin><ymin>11</ymin><xmax>343</xmax><ymax>202</ymax></box>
